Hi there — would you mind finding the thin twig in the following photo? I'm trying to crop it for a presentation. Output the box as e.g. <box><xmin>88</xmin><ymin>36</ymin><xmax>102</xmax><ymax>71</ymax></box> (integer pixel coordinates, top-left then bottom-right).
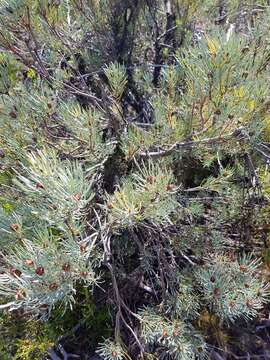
<box><xmin>137</xmin><ymin>127</ymin><xmax>247</xmax><ymax>158</ymax></box>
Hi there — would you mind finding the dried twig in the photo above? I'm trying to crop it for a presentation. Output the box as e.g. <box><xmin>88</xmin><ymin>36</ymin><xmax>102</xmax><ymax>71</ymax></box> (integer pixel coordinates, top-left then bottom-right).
<box><xmin>137</xmin><ymin>127</ymin><xmax>247</xmax><ymax>158</ymax></box>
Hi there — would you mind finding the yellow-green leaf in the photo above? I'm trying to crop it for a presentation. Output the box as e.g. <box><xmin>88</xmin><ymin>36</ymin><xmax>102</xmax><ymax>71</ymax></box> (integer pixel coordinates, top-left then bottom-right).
<box><xmin>248</xmin><ymin>99</ymin><xmax>255</xmax><ymax>111</ymax></box>
<box><xmin>27</xmin><ymin>68</ymin><xmax>37</xmax><ymax>79</ymax></box>
<box><xmin>207</xmin><ymin>38</ymin><xmax>219</xmax><ymax>57</ymax></box>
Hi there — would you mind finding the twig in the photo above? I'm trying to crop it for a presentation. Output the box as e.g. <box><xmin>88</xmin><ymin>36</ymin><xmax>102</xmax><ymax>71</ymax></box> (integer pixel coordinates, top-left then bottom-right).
<box><xmin>244</xmin><ymin>153</ymin><xmax>261</xmax><ymax>189</ymax></box>
<box><xmin>137</xmin><ymin>127</ymin><xmax>247</xmax><ymax>158</ymax></box>
<box><xmin>58</xmin><ymin>344</ymin><xmax>80</xmax><ymax>359</ymax></box>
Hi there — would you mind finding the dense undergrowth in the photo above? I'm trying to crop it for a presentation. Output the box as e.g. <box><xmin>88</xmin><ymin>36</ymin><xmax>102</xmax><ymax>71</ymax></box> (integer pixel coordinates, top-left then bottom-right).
<box><xmin>1</xmin><ymin>1</ymin><xmax>270</xmax><ymax>359</ymax></box>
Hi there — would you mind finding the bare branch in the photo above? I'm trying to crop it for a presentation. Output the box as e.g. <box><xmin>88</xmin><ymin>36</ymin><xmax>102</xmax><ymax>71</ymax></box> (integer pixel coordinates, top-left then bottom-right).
<box><xmin>137</xmin><ymin>127</ymin><xmax>247</xmax><ymax>158</ymax></box>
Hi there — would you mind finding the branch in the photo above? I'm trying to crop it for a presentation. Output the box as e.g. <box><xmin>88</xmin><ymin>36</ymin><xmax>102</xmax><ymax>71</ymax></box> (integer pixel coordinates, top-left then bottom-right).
<box><xmin>137</xmin><ymin>127</ymin><xmax>247</xmax><ymax>158</ymax></box>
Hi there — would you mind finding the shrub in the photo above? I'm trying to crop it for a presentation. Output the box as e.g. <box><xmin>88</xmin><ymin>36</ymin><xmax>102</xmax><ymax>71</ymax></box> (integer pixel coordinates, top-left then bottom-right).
<box><xmin>0</xmin><ymin>1</ymin><xmax>270</xmax><ymax>359</ymax></box>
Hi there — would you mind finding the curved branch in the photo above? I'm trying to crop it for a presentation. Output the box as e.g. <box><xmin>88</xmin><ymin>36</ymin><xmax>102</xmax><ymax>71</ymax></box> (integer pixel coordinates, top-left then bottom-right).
<box><xmin>137</xmin><ymin>127</ymin><xmax>248</xmax><ymax>158</ymax></box>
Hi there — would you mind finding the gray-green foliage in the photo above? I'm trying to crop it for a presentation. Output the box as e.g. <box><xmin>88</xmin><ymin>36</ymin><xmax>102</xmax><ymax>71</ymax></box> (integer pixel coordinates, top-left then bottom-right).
<box><xmin>14</xmin><ymin>149</ymin><xmax>94</xmax><ymax>231</ymax></box>
<box><xmin>139</xmin><ymin>307</ymin><xmax>207</xmax><ymax>360</ymax></box>
<box><xmin>106</xmin><ymin>161</ymin><xmax>179</xmax><ymax>228</ymax></box>
<box><xmin>0</xmin><ymin>1</ymin><xmax>270</xmax><ymax>359</ymax></box>
<box><xmin>195</xmin><ymin>254</ymin><xmax>270</xmax><ymax>322</ymax></box>
<box><xmin>0</xmin><ymin>227</ymin><xmax>99</xmax><ymax>317</ymax></box>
